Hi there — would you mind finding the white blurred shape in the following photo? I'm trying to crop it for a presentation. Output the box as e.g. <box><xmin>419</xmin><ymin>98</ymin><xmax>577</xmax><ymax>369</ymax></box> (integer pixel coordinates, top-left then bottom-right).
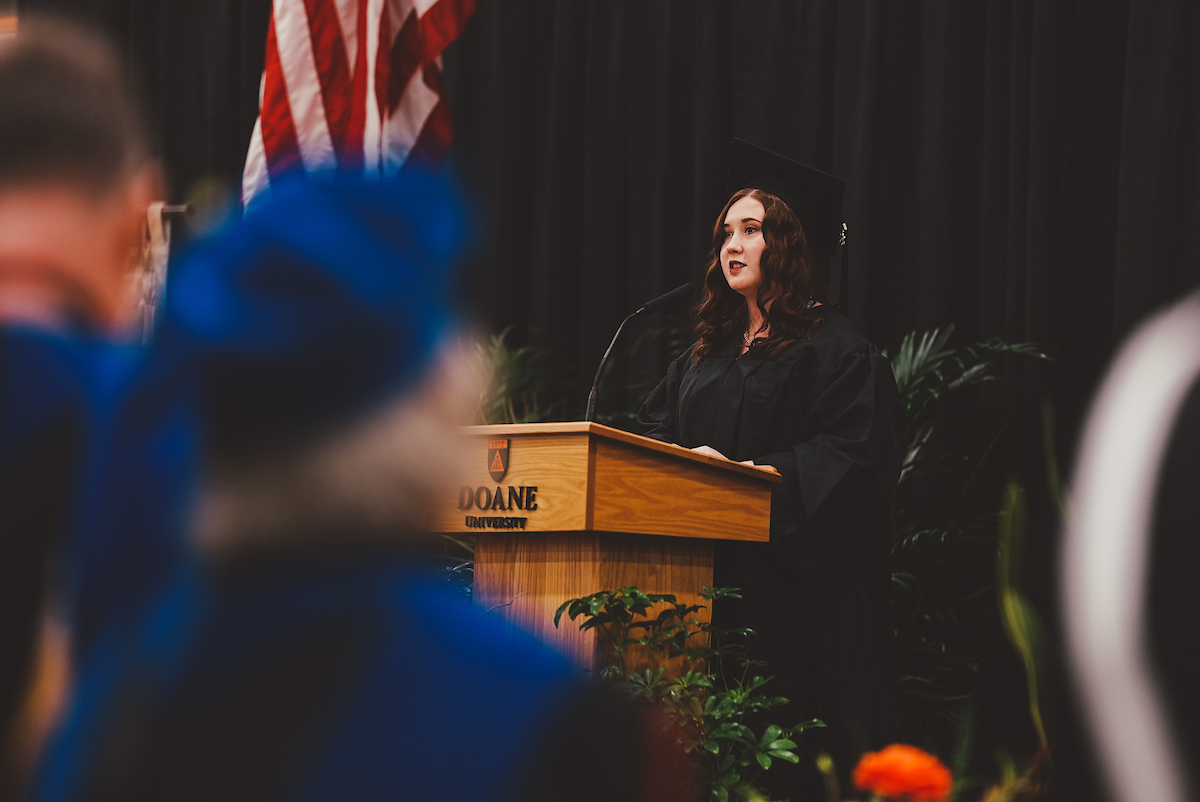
<box><xmin>1063</xmin><ymin>290</ymin><xmax>1200</xmax><ymax>802</ymax></box>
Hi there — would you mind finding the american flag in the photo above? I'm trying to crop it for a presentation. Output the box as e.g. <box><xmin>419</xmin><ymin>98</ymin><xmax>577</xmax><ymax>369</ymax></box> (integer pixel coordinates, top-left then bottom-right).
<box><xmin>243</xmin><ymin>0</ymin><xmax>475</xmax><ymax>203</ymax></box>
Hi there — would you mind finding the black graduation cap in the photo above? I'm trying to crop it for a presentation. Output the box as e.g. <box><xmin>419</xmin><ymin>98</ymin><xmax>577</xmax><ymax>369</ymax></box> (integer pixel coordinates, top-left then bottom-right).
<box><xmin>725</xmin><ymin>138</ymin><xmax>846</xmax><ymax>259</ymax></box>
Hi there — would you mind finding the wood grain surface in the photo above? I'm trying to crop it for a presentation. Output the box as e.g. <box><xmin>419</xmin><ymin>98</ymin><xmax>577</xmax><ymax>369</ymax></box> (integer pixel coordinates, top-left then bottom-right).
<box><xmin>595</xmin><ymin>533</ymin><xmax>715</xmax><ymax>677</ymax></box>
<box><xmin>455</xmin><ymin>423</ymin><xmax>773</xmax><ymax>673</ymax></box>
<box><xmin>474</xmin><ymin>533</ymin><xmax>601</xmax><ymax>667</ymax></box>
<box><xmin>475</xmin><ymin>532</ymin><xmax>715</xmax><ymax>675</ymax></box>
<box><xmin>432</xmin><ymin>423</ymin><xmax>775</xmax><ymax>541</ymax></box>
<box><xmin>590</xmin><ymin>437</ymin><xmax>772</xmax><ymax>542</ymax></box>
<box><xmin>460</xmin><ymin>421</ymin><xmax>781</xmax><ymax>483</ymax></box>
<box><xmin>431</xmin><ymin>432</ymin><xmax>590</xmax><ymax>532</ymax></box>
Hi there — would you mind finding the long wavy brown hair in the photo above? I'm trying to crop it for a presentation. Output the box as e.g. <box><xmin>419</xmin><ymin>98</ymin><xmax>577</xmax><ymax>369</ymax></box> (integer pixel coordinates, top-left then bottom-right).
<box><xmin>695</xmin><ymin>188</ymin><xmax>829</xmax><ymax>360</ymax></box>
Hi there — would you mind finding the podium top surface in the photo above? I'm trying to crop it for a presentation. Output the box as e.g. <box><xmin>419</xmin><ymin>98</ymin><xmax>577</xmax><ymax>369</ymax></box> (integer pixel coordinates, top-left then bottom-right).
<box><xmin>442</xmin><ymin>420</ymin><xmax>777</xmax><ymax>539</ymax></box>
<box><xmin>463</xmin><ymin>421</ymin><xmax>782</xmax><ymax>484</ymax></box>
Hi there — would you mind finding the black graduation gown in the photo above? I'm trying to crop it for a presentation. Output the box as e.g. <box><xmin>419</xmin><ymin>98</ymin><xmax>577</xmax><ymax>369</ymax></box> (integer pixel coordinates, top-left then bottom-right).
<box><xmin>637</xmin><ymin>308</ymin><xmax>902</xmax><ymax>785</ymax></box>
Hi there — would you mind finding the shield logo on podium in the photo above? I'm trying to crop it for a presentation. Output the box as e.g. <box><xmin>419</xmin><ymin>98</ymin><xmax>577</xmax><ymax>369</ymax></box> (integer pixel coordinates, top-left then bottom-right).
<box><xmin>487</xmin><ymin>438</ymin><xmax>510</xmax><ymax>482</ymax></box>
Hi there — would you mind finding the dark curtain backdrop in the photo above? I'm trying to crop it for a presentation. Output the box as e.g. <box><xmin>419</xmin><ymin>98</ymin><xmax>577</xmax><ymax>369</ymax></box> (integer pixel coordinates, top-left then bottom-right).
<box><xmin>18</xmin><ymin>0</ymin><xmax>271</xmax><ymax>202</ymax></box>
<box><xmin>443</xmin><ymin>0</ymin><xmax>1200</xmax><ymax>439</ymax></box>
<box><xmin>13</xmin><ymin>0</ymin><xmax>1200</xmax><ymax>797</ymax></box>
<box><xmin>19</xmin><ymin>0</ymin><xmax>1200</xmax><ymax>431</ymax></box>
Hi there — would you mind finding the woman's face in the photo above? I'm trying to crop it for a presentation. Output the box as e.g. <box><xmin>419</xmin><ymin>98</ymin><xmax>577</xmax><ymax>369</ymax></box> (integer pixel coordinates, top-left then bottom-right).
<box><xmin>720</xmin><ymin>195</ymin><xmax>766</xmax><ymax>300</ymax></box>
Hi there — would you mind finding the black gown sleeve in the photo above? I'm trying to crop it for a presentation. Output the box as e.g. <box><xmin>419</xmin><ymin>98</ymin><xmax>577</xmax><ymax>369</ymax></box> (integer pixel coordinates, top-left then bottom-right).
<box><xmin>754</xmin><ymin>345</ymin><xmax>902</xmax><ymax>554</ymax></box>
<box><xmin>636</xmin><ymin>346</ymin><xmax>694</xmax><ymax>444</ymax></box>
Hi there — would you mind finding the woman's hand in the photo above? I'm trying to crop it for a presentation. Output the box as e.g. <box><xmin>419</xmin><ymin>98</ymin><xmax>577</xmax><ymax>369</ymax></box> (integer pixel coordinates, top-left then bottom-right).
<box><xmin>691</xmin><ymin>445</ymin><xmax>756</xmax><ymax>467</ymax></box>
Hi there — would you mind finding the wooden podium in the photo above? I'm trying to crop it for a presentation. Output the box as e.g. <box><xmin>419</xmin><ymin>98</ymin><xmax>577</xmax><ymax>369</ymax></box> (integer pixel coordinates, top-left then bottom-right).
<box><xmin>431</xmin><ymin>422</ymin><xmax>781</xmax><ymax>669</ymax></box>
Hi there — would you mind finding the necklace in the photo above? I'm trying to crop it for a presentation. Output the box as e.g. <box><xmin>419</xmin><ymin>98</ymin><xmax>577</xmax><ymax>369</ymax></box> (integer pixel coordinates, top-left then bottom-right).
<box><xmin>743</xmin><ymin>298</ymin><xmax>815</xmax><ymax>347</ymax></box>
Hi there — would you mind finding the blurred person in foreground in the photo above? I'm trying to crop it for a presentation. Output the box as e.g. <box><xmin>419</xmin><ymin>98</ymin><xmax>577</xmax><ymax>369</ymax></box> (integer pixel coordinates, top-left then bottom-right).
<box><xmin>0</xmin><ymin>17</ymin><xmax>159</xmax><ymax>788</ymax></box>
<box><xmin>31</xmin><ymin>175</ymin><xmax>680</xmax><ymax>802</ymax></box>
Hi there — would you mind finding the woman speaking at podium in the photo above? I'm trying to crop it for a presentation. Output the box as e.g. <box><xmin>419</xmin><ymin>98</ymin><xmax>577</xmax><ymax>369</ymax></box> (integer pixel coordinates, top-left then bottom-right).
<box><xmin>638</xmin><ymin>140</ymin><xmax>903</xmax><ymax>792</ymax></box>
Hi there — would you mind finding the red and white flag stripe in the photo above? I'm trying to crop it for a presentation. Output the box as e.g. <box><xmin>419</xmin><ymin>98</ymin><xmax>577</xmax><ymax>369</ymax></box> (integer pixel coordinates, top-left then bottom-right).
<box><xmin>243</xmin><ymin>0</ymin><xmax>474</xmax><ymax>204</ymax></box>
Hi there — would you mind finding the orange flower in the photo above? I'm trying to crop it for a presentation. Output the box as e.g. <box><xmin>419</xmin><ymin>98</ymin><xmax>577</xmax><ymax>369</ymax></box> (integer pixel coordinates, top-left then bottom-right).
<box><xmin>852</xmin><ymin>744</ymin><xmax>953</xmax><ymax>801</ymax></box>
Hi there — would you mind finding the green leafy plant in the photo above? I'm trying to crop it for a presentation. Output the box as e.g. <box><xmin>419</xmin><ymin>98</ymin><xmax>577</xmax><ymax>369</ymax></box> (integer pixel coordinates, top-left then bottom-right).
<box><xmin>555</xmin><ymin>586</ymin><xmax>824</xmax><ymax>802</ymax></box>
<box><xmin>465</xmin><ymin>322</ymin><xmax>1055</xmax><ymax>796</ymax></box>
<box><xmin>889</xmin><ymin>327</ymin><xmax>1048</xmax><ymax>487</ymax></box>
<box><xmin>885</xmin><ymin>326</ymin><xmax>1050</xmax><ymax>759</ymax></box>
<box><xmin>472</xmin><ymin>327</ymin><xmax>566</xmax><ymax>424</ymax></box>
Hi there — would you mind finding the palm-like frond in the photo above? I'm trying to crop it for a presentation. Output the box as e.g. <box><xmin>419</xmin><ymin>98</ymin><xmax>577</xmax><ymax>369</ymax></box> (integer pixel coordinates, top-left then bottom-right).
<box><xmin>888</xmin><ymin>325</ymin><xmax>1048</xmax><ymax>485</ymax></box>
<box><xmin>472</xmin><ymin>327</ymin><xmax>566</xmax><ymax>424</ymax></box>
<box><xmin>888</xmin><ymin>326</ymin><xmax>1050</xmax><ymax>761</ymax></box>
